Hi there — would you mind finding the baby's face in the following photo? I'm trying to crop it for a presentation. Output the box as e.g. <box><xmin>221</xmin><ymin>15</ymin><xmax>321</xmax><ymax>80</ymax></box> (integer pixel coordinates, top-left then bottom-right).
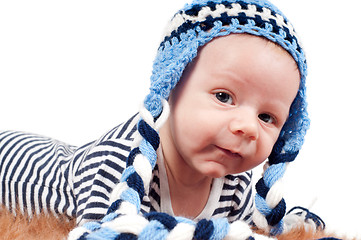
<box><xmin>161</xmin><ymin>34</ymin><xmax>300</xmax><ymax>178</ymax></box>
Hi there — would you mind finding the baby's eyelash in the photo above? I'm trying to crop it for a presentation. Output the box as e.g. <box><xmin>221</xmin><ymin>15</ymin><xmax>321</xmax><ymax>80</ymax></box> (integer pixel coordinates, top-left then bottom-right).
<box><xmin>214</xmin><ymin>92</ymin><xmax>233</xmax><ymax>105</ymax></box>
<box><xmin>258</xmin><ymin>113</ymin><xmax>277</xmax><ymax>124</ymax></box>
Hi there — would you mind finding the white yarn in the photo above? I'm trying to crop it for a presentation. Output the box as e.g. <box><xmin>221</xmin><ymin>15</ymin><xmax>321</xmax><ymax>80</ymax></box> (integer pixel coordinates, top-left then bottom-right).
<box><xmin>154</xmin><ymin>99</ymin><xmax>170</xmax><ymax>130</ymax></box>
<box><xmin>109</xmin><ymin>181</ymin><xmax>128</xmax><ymax>204</ymax></box>
<box><xmin>116</xmin><ymin>201</ymin><xmax>138</xmax><ymax>215</ymax></box>
<box><xmin>260</xmin><ymin>7</ymin><xmax>272</xmax><ymax>21</ymax></box>
<box><xmin>252</xmin><ymin>208</ymin><xmax>271</xmax><ymax>233</ymax></box>
<box><xmin>274</xmin><ymin>13</ymin><xmax>286</xmax><ymax>31</ymax></box>
<box><xmin>139</xmin><ymin>99</ymin><xmax>169</xmax><ymax>131</ymax></box>
<box><xmin>274</xmin><ymin>13</ymin><xmax>296</xmax><ymax>38</ymax></box>
<box><xmin>140</xmin><ymin>103</ymin><xmax>157</xmax><ymax>129</ymax></box>
<box><xmin>102</xmin><ymin>214</ymin><xmax>149</xmax><ymax>235</ymax></box>
<box><xmin>283</xmin><ymin>213</ymin><xmax>306</xmax><ymax>233</ymax></box>
<box><xmin>166</xmin><ymin>223</ymin><xmax>196</xmax><ymax>240</ymax></box>
<box><xmin>163</xmin><ymin>3</ymin><xmax>297</xmax><ymax>39</ymax></box>
<box><xmin>68</xmin><ymin>226</ymin><xmax>88</xmax><ymax>240</ymax></box>
<box><xmin>265</xmin><ymin>179</ymin><xmax>284</xmax><ymax>209</ymax></box>
<box><xmin>131</xmin><ymin>99</ymin><xmax>167</xmax><ymax>149</ymax></box>
<box><xmin>228</xmin><ymin>3</ymin><xmax>243</xmax><ymax>16</ymax></box>
<box><xmin>130</xmin><ymin>131</ymin><xmax>143</xmax><ymax>150</ymax></box>
<box><xmin>253</xmin><ymin>233</ymin><xmax>277</xmax><ymax>240</ymax></box>
<box><xmin>283</xmin><ymin>210</ymin><xmax>321</xmax><ymax>234</ymax></box>
<box><xmin>245</xmin><ymin>4</ymin><xmax>257</xmax><ymax>18</ymax></box>
<box><xmin>132</xmin><ymin>154</ymin><xmax>153</xmax><ymax>194</ymax></box>
<box><xmin>163</xmin><ymin>13</ymin><xmax>186</xmax><ymax>40</ymax></box>
<box><xmin>223</xmin><ymin>220</ymin><xmax>254</xmax><ymax>240</ymax></box>
<box><xmin>196</xmin><ymin>6</ymin><xmax>211</xmax><ymax>22</ymax></box>
<box><xmin>213</xmin><ymin>4</ymin><xmax>226</xmax><ymax>18</ymax></box>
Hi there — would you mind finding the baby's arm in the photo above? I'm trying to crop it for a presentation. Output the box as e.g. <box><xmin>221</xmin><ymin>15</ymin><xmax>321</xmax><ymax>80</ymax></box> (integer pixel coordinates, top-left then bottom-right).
<box><xmin>0</xmin><ymin>113</ymin><xmax>139</xmax><ymax>226</ymax></box>
<box><xmin>71</xmin><ymin>114</ymin><xmax>139</xmax><ymax>225</ymax></box>
<box><xmin>0</xmin><ymin>130</ymin><xmax>77</xmax><ymax>218</ymax></box>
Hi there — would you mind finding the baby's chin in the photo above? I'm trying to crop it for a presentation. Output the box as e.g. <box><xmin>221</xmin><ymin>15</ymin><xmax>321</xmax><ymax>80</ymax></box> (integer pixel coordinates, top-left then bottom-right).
<box><xmin>201</xmin><ymin>165</ymin><xmax>254</xmax><ymax>178</ymax></box>
<box><xmin>199</xmin><ymin>164</ymin><xmax>232</xmax><ymax>179</ymax></box>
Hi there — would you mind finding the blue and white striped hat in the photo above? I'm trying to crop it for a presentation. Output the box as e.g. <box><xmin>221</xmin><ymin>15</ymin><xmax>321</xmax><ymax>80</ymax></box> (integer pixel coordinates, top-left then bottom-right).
<box><xmin>69</xmin><ymin>0</ymin><xmax>311</xmax><ymax>239</ymax></box>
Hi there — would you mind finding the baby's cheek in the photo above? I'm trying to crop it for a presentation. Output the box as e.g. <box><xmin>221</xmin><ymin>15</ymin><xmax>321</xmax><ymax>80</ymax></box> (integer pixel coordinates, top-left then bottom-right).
<box><xmin>257</xmin><ymin>137</ymin><xmax>276</xmax><ymax>163</ymax></box>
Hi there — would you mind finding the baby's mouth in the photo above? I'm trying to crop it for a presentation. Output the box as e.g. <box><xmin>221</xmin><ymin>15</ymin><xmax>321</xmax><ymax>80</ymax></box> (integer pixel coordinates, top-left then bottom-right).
<box><xmin>216</xmin><ymin>146</ymin><xmax>243</xmax><ymax>159</ymax></box>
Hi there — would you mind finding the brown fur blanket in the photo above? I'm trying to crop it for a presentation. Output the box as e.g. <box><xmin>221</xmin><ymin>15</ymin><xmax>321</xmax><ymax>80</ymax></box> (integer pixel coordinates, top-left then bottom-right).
<box><xmin>0</xmin><ymin>207</ymin><xmax>343</xmax><ymax>240</ymax></box>
<box><xmin>0</xmin><ymin>208</ymin><xmax>75</xmax><ymax>240</ymax></box>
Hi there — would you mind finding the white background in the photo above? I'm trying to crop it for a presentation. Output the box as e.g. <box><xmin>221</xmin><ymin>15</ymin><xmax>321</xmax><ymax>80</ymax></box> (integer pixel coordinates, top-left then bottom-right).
<box><xmin>0</xmin><ymin>0</ymin><xmax>360</xmax><ymax>238</ymax></box>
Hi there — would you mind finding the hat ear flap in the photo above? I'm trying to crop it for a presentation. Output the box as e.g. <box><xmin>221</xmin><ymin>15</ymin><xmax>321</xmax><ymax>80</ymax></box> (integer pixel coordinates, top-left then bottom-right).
<box><xmin>253</xmin><ymin>88</ymin><xmax>310</xmax><ymax>233</ymax></box>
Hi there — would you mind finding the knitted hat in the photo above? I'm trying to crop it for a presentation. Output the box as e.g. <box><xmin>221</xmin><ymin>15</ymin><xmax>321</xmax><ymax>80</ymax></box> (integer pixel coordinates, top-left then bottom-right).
<box><xmin>69</xmin><ymin>0</ymin><xmax>310</xmax><ymax>239</ymax></box>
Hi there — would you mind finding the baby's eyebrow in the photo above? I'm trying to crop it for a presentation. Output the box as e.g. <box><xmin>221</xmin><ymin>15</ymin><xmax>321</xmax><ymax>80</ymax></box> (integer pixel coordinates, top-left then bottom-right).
<box><xmin>263</xmin><ymin>99</ymin><xmax>291</xmax><ymax>118</ymax></box>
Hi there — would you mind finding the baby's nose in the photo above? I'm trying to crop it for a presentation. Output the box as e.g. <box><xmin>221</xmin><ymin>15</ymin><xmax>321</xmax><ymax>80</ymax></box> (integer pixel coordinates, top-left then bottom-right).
<box><xmin>229</xmin><ymin>110</ymin><xmax>259</xmax><ymax>140</ymax></box>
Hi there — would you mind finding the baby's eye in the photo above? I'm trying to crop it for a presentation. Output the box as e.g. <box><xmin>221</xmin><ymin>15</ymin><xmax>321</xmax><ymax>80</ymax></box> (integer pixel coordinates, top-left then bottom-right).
<box><xmin>258</xmin><ymin>113</ymin><xmax>276</xmax><ymax>124</ymax></box>
<box><xmin>215</xmin><ymin>92</ymin><xmax>233</xmax><ymax>105</ymax></box>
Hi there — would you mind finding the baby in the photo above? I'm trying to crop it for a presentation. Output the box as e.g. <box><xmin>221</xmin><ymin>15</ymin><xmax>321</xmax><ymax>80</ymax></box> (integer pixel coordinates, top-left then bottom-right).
<box><xmin>0</xmin><ymin>0</ymin><xmax>313</xmax><ymax>238</ymax></box>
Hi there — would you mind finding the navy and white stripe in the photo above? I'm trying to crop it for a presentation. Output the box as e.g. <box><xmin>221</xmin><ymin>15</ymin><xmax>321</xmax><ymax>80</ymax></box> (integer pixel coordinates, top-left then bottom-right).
<box><xmin>145</xmin><ymin>164</ymin><xmax>254</xmax><ymax>223</ymax></box>
<box><xmin>161</xmin><ymin>1</ymin><xmax>300</xmax><ymax>51</ymax></box>
<box><xmin>0</xmin><ymin>130</ymin><xmax>77</xmax><ymax>217</ymax></box>
<box><xmin>0</xmin><ymin>113</ymin><xmax>254</xmax><ymax>225</ymax></box>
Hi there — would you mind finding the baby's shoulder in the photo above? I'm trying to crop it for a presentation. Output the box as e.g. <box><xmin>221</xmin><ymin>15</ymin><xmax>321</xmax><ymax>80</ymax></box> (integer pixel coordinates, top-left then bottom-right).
<box><xmin>97</xmin><ymin>113</ymin><xmax>140</xmax><ymax>143</ymax></box>
<box><xmin>73</xmin><ymin>113</ymin><xmax>140</xmax><ymax>177</ymax></box>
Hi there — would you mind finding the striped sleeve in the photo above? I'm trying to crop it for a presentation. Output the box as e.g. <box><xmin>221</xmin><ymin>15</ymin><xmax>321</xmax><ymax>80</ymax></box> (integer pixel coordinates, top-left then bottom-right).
<box><xmin>0</xmin><ymin>113</ymin><xmax>140</xmax><ymax>225</ymax></box>
<box><xmin>0</xmin><ymin>130</ymin><xmax>77</xmax><ymax>218</ymax></box>
<box><xmin>72</xmin><ymin>114</ymin><xmax>139</xmax><ymax>225</ymax></box>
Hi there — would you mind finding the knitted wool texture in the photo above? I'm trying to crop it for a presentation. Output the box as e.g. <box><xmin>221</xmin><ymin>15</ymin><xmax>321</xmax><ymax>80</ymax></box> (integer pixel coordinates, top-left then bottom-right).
<box><xmin>68</xmin><ymin>0</ymin><xmax>310</xmax><ymax>239</ymax></box>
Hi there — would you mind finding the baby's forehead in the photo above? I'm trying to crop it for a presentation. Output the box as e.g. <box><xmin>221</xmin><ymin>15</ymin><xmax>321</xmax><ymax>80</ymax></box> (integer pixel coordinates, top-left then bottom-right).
<box><xmin>182</xmin><ymin>33</ymin><xmax>300</xmax><ymax>94</ymax></box>
<box><xmin>209</xmin><ymin>36</ymin><xmax>298</xmax><ymax>81</ymax></box>
<box><xmin>197</xmin><ymin>33</ymin><xmax>297</xmax><ymax>66</ymax></box>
